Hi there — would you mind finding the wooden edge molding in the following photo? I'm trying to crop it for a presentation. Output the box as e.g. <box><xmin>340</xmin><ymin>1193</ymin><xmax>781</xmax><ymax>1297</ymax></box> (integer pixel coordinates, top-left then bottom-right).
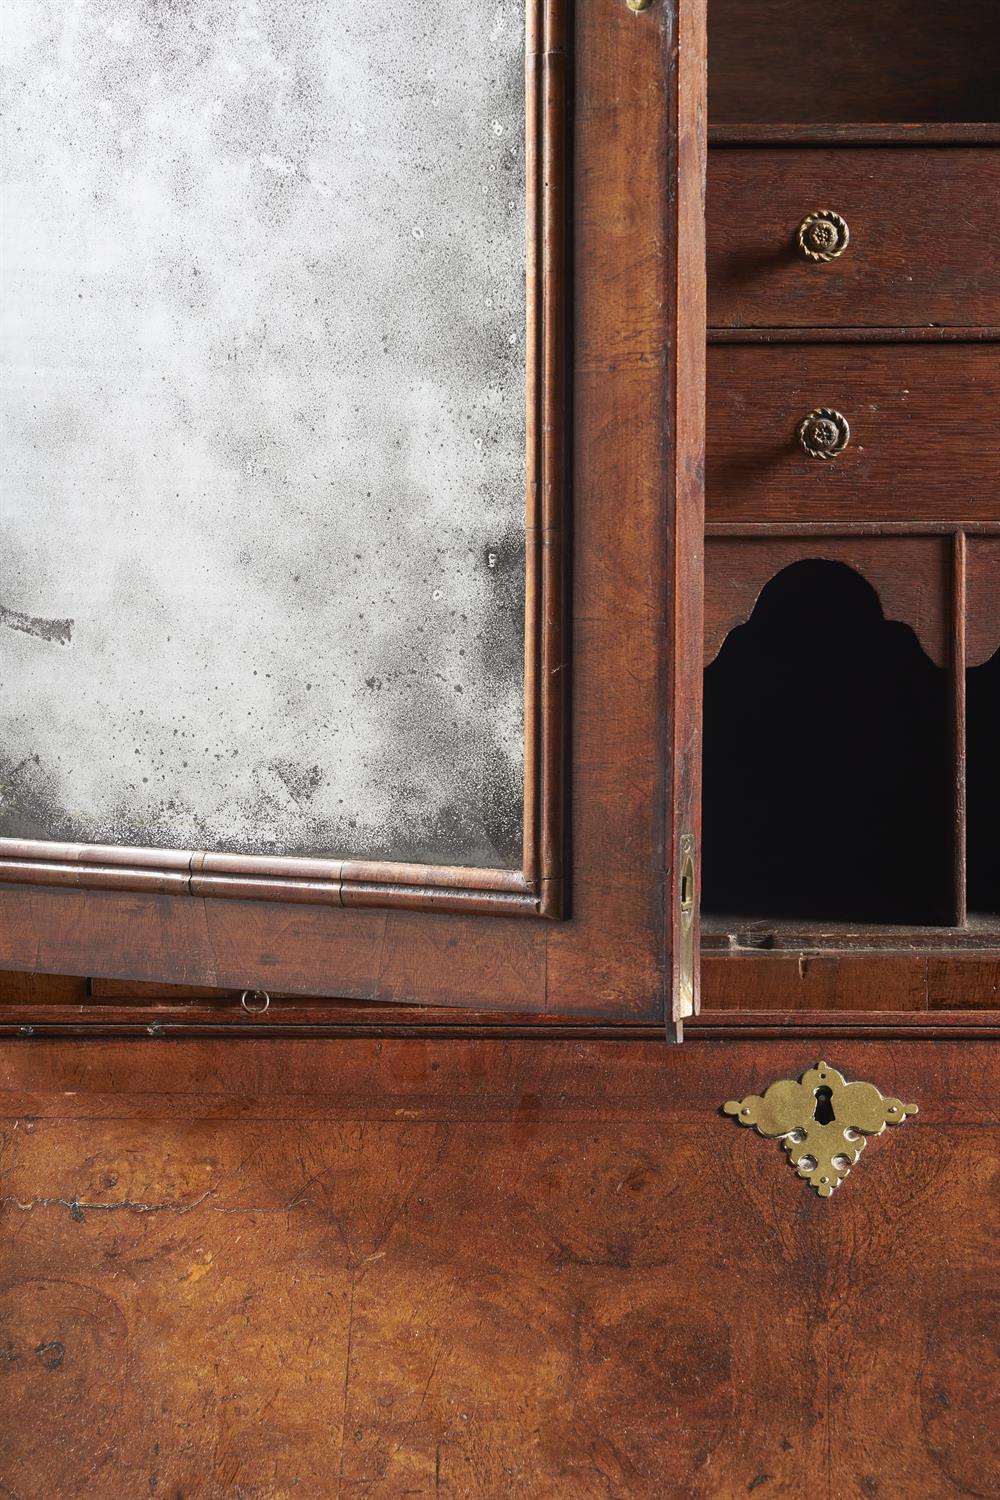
<box><xmin>704</xmin><ymin>534</ymin><xmax>952</xmax><ymax>668</ymax></box>
<box><xmin>0</xmin><ymin>841</ymin><xmax>545</xmax><ymax>916</ymax></box>
<box><xmin>708</xmin><ymin>123</ymin><xmax>1000</xmax><ymax>148</ymax></box>
<box><xmin>0</xmin><ymin>0</ymin><xmax>569</xmax><ymax>926</ymax></box>
<box><xmin>1</xmin><ymin>1009</ymin><xmax>998</xmax><ymax>1042</ymax></box>
<box><xmin>708</xmin><ymin>327</ymin><xmax>1000</xmax><ymax>345</ymax></box>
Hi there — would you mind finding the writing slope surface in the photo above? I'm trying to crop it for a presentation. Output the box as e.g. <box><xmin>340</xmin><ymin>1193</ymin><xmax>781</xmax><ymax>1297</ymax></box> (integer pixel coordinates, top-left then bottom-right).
<box><xmin>1</xmin><ymin>0</ymin><xmax>526</xmax><ymax>868</ymax></box>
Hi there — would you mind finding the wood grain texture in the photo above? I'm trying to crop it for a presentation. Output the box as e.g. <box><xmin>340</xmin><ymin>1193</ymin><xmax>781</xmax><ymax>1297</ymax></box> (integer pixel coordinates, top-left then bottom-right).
<box><xmin>5</xmin><ymin>965</ymin><xmax>1000</xmax><ymax>1028</ymax></box>
<box><xmin>708</xmin><ymin>0</ymin><xmax>1000</xmax><ymax>126</ymax></box>
<box><xmin>703</xmin><ymin>953</ymin><xmax>1000</xmax><ymax>1011</ymax></box>
<box><xmin>0</xmin><ymin>1035</ymin><xmax>997</xmax><ymax>1497</ymax></box>
<box><xmin>707</xmin><ymin>345</ymin><xmax>1000</xmax><ymax>525</ymax></box>
<box><xmin>704</xmin><ymin>534</ymin><xmax>951</xmax><ymax>668</ymax></box>
<box><xmin>710</xmin><ymin>123</ymin><xmax>1000</xmax><ymax>147</ymax></box>
<box><xmin>666</xmin><ymin>0</ymin><xmax>708</xmax><ymax>1020</ymax></box>
<box><xmin>708</xmin><ymin>148</ymin><xmax>1000</xmax><ymax>330</ymax></box>
<box><xmin>967</xmin><ymin>536</ymin><xmax>1000</xmax><ymax>667</ymax></box>
<box><xmin>0</xmin><ymin>972</ymin><xmax>88</xmax><ymax>1008</ymax></box>
<box><xmin>704</xmin><ymin>955</ymin><xmax>931</xmax><ymax>1011</ymax></box>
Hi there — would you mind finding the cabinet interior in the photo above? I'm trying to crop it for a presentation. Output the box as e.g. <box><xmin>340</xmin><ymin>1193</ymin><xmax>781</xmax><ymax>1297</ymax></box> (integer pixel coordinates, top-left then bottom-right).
<box><xmin>702</xmin><ymin>1</ymin><xmax>1000</xmax><ymax>1003</ymax></box>
<box><xmin>702</xmin><ymin>561</ymin><xmax>954</xmax><ymax>930</ymax></box>
<box><xmin>709</xmin><ymin>0</ymin><xmax>1000</xmax><ymax>131</ymax></box>
<box><xmin>968</xmin><ymin>649</ymin><xmax>1000</xmax><ymax>920</ymax></box>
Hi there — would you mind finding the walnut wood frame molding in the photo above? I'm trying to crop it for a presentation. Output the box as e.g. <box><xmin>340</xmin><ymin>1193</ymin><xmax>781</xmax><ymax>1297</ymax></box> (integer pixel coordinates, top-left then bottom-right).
<box><xmin>1</xmin><ymin>1010</ymin><xmax>996</xmax><ymax>1042</ymax></box>
<box><xmin>0</xmin><ymin>1</ymin><xmax>569</xmax><ymax>925</ymax></box>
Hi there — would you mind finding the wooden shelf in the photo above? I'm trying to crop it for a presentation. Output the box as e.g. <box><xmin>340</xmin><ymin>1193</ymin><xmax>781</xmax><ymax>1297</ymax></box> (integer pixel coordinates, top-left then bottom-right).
<box><xmin>710</xmin><ymin>122</ymin><xmax>1000</xmax><ymax>147</ymax></box>
<box><xmin>702</xmin><ymin>914</ymin><xmax>1000</xmax><ymax>954</ymax></box>
<box><xmin>705</xmin><ymin>521</ymin><xmax>1000</xmax><ymax>537</ymax></box>
<box><xmin>708</xmin><ymin>327</ymin><xmax>1000</xmax><ymax>345</ymax></box>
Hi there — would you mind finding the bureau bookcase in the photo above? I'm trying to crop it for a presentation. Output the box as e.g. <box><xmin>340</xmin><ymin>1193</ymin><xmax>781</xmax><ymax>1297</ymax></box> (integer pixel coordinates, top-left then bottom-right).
<box><xmin>2</xmin><ymin>6</ymin><xmax>998</xmax><ymax>1494</ymax></box>
<box><xmin>1</xmin><ymin>0</ymin><xmax>998</xmax><ymax>1029</ymax></box>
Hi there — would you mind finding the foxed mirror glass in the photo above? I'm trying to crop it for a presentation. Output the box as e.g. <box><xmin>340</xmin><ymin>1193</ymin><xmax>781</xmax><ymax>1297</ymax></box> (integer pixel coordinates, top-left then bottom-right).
<box><xmin>1</xmin><ymin>1</ymin><xmax>551</xmax><ymax>901</ymax></box>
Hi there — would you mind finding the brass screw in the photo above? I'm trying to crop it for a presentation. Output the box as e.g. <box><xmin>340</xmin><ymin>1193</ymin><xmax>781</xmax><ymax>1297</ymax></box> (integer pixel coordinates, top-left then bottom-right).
<box><xmin>626</xmin><ymin>0</ymin><xmax>654</xmax><ymax>10</ymax></box>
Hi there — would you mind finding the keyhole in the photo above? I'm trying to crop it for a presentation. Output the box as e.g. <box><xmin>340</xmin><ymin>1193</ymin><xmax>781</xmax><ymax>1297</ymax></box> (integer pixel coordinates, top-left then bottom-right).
<box><xmin>813</xmin><ymin>1086</ymin><xmax>835</xmax><ymax>1125</ymax></box>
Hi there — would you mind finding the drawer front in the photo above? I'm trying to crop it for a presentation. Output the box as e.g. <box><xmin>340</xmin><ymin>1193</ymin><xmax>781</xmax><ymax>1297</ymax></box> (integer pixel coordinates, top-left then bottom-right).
<box><xmin>707</xmin><ymin>345</ymin><xmax>1000</xmax><ymax>523</ymax></box>
<box><xmin>708</xmin><ymin>148</ymin><xmax>1000</xmax><ymax>330</ymax></box>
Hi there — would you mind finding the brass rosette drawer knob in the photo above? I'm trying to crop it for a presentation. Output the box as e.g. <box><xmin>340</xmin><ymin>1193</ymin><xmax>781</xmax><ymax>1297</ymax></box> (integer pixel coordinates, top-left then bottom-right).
<box><xmin>798</xmin><ymin>407</ymin><xmax>850</xmax><ymax>460</ymax></box>
<box><xmin>798</xmin><ymin>208</ymin><xmax>850</xmax><ymax>262</ymax></box>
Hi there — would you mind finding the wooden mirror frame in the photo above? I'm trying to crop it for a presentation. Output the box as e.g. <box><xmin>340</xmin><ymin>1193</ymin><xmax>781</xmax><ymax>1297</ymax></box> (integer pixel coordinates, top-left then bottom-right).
<box><xmin>0</xmin><ymin>0</ymin><xmax>707</xmax><ymax>1025</ymax></box>
<box><xmin>0</xmin><ymin>0</ymin><xmax>567</xmax><ymax>924</ymax></box>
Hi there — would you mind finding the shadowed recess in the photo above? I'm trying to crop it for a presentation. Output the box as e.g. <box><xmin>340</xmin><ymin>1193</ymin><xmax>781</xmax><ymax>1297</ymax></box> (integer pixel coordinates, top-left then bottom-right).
<box><xmin>709</xmin><ymin>0</ymin><xmax>1000</xmax><ymax>124</ymax></box>
<box><xmin>967</xmin><ymin>646</ymin><xmax>1000</xmax><ymax>917</ymax></box>
<box><xmin>702</xmin><ymin>559</ymin><xmax>952</xmax><ymax>925</ymax></box>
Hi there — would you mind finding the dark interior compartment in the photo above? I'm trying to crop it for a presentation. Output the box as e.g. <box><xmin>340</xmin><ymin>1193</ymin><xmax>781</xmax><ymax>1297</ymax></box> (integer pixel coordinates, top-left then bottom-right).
<box><xmin>702</xmin><ymin>560</ymin><xmax>953</xmax><ymax>927</ymax></box>
<box><xmin>967</xmin><ymin>647</ymin><xmax>1000</xmax><ymax>918</ymax></box>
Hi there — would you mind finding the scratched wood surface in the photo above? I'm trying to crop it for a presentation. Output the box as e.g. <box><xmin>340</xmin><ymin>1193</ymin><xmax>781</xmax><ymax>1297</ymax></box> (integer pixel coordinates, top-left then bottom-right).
<box><xmin>1</xmin><ymin>1035</ymin><xmax>997</xmax><ymax>1498</ymax></box>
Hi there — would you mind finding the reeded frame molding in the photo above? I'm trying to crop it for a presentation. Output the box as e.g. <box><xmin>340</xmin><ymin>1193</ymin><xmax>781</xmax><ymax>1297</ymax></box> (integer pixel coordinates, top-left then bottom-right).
<box><xmin>0</xmin><ymin>0</ymin><xmax>568</xmax><ymax>922</ymax></box>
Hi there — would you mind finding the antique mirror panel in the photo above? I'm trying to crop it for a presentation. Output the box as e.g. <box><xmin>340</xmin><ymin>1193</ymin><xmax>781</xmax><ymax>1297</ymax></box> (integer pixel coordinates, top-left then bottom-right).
<box><xmin>1</xmin><ymin>0</ymin><xmax>561</xmax><ymax>915</ymax></box>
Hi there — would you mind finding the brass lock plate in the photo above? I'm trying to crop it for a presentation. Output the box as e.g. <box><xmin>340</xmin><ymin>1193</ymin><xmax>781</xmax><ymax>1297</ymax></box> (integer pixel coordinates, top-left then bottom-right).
<box><xmin>724</xmin><ymin>1061</ymin><xmax>918</xmax><ymax>1196</ymax></box>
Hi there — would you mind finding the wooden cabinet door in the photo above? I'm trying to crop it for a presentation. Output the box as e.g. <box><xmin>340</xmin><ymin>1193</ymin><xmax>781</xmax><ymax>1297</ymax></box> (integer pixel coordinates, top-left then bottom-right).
<box><xmin>0</xmin><ymin>2</ymin><xmax>707</xmax><ymax>1027</ymax></box>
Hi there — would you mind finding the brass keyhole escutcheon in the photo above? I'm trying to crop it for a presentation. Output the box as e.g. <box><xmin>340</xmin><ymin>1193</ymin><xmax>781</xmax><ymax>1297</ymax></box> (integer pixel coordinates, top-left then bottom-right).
<box><xmin>797</xmin><ymin>208</ymin><xmax>850</xmax><ymax>262</ymax></box>
<box><xmin>798</xmin><ymin>407</ymin><xmax>850</xmax><ymax>460</ymax></box>
<box><xmin>724</xmin><ymin>1061</ymin><xmax>918</xmax><ymax>1196</ymax></box>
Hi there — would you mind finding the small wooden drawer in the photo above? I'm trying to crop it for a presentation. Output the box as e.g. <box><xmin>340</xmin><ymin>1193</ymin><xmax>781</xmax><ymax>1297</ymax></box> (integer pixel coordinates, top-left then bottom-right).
<box><xmin>707</xmin><ymin>345</ymin><xmax>1000</xmax><ymax>523</ymax></box>
<box><xmin>708</xmin><ymin>148</ymin><xmax>1000</xmax><ymax>331</ymax></box>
